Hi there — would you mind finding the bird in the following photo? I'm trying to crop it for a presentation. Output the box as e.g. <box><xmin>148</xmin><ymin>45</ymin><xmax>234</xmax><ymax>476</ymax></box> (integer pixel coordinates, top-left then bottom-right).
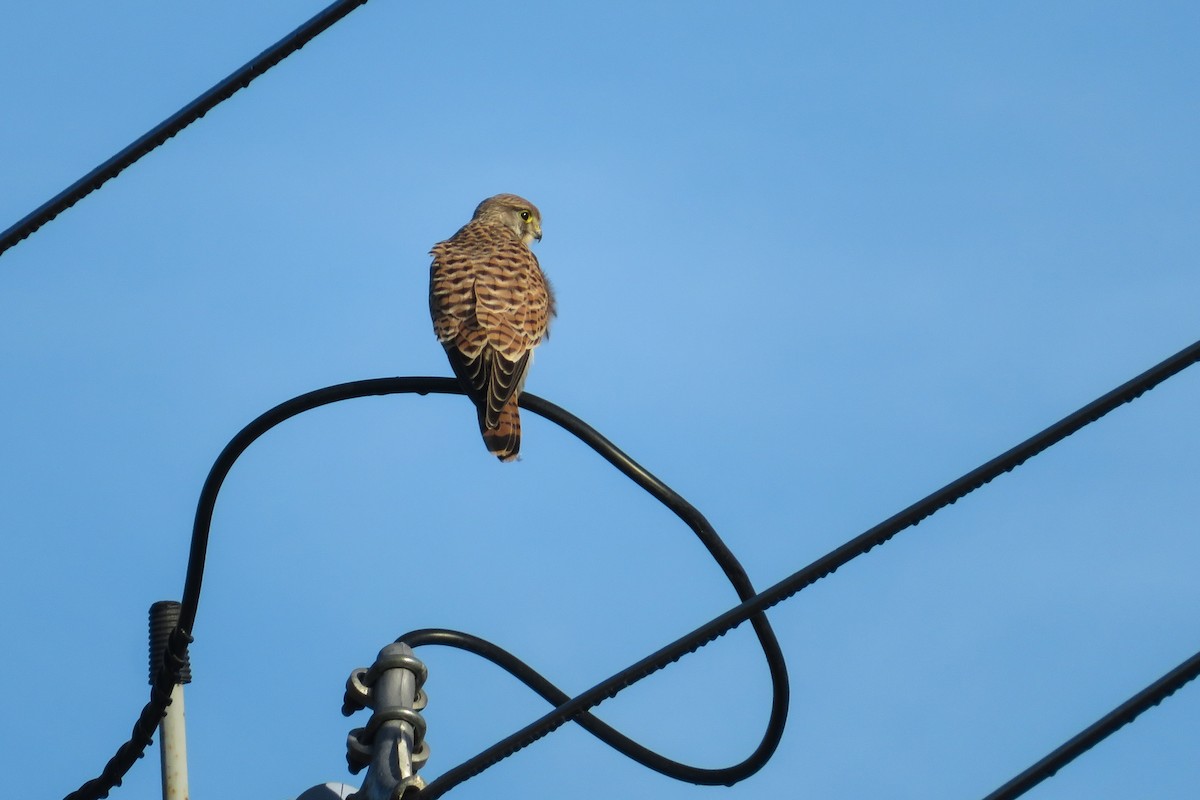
<box><xmin>429</xmin><ymin>194</ymin><xmax>555</xmax><ymax>461</ymax></box>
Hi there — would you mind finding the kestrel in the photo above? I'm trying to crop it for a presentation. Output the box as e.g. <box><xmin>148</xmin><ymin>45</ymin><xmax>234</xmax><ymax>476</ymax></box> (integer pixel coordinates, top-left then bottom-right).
<box><xmin>429</xmin><ymin>194</ymin><xmax>555</xmax><ymax>461</ymax></box>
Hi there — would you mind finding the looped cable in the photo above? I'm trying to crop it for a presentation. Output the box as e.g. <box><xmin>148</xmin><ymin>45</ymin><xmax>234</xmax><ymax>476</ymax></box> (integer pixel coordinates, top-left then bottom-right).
<box><xmin>59</xmin><ymin>334</ymin><xmax>1200</xmax><ymax>800</ymax></box>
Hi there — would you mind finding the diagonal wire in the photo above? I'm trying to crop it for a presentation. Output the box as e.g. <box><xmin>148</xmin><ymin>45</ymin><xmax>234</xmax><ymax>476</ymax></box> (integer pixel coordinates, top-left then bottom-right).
<box><xmin>983</xmin><ymin>648</ymin><xmax>1200</xmax><ymax>800</ymax></box>
<box><xmin>10</xmin><ymin>3</ymin><xmax>1191</xmax><ymax>796</ymax></box>
<box><xmin>0</xmin><ymin>0</ymin><xmax>372</xmax><ymax>260</ymax></box>
<box><xmin>403</xmin><ymin>631</ymin><xmax>1200</xmax><ymax>800</ymax></box>
<box><xmin>59</xmin><ymin>337</ymin><xmax>1199</xmax><ymax>799</ymax></box>
<box><xmin>415</xmin><ymin>336</ymin><xmax>1200</xmax><ymax>799</ymax></box>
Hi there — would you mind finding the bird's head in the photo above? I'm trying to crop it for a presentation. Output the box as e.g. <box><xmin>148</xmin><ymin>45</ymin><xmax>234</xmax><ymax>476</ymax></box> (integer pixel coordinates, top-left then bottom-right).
<box><xmin>474</xmin><ymin>194</ymin><xmax>542</xmax><ymax>245</ymax></box>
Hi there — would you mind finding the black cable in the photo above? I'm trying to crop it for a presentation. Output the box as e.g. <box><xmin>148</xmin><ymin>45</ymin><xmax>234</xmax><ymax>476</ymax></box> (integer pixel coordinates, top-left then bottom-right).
<box><xmin>393</xmin><ymin>379</ymin><xmax>797</xmax><ymax>787</ymax></box>
<box><xmin>65</xmin><ymin>376</ymin><xmax>785</xmax><ymax>800</ymax></box>
<box><xmin>415</xmin><ymin>336</ymin><xmax>1200</xmax><ymax>800</ymax></box>
<box><xmin>0</xmin><ymin>0</ymin><xmax>372</xmax><ymax>260</ymax></box>
<box><xmin>183</xmin><ymin>377</ymin><xmax>789</xmax><ymax>785</ymax></box>
<box><xmin>180</xmin><ymin>378</ymin><xmax>454</xmax><ymax>634</ymax></box>
<box><xmin>518</xmin><ymin>391</ymin><xmax>789</xmax><ymax>784</ymax></box>
<box><xmin>982</xmin><ymin>648</ymin><xmax>1200</xmax><ymax>800</ymax></box>
<box><xmin>63</xmin><ymin>626</ymin><xmax>192</xmax><ymax>800</ymax></box>
<box><xmin>62</xmin><ymin>335</ymin><xmax>1200</xmax><ymax>799</ymax></box>
<box><xmin>64</xmin><ymin>378</ymin><xmax>455</xmax><ymax>800</ymax></box>
<box><xmin>398</xmin><ymin>628</ymin><xmax>777</xmax><ymax>784</ymax></box>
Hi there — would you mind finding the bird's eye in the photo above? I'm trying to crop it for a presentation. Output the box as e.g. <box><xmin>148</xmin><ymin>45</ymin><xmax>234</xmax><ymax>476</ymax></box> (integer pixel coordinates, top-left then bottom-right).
<box><xmin>520</xmin><ymin>210</ymin><xmax>531</xmax><ymax>222</ymax></box>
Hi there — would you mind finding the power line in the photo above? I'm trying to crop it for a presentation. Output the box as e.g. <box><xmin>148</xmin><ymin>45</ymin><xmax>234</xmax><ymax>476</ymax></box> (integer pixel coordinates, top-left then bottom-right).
<box><xmin>983</xmin><ymin>648</ymin><xmax>1200</xmax><ymax>800</ymax></box>
<box><xmin>179</xmin><ymin>377</ymin><xmax>790</xmax><ymax>785</ymax></box>
<box><xmin>0</xmin><ymin>0</ymin><xmax>372</xmax><ymax>260</ymax></box>
<box><xmin>66</xmin><ymin>376</ymin><xmax>786</xmax><ymax>800</ymax></box>
<box><xmin>401</xmin><ymin>633</ymin><xmax>1200</xmax><ymax>800</ymax></box>
<box><xmin>10</xmin><ymin>4</ymin><xmax>1190</xmax><ymax>795</ymax></box>
<box><xmin>418</xmin><ymin>336</ymin><xmax>1200</xmax><ymax>799</ymax></box>
<box><xmin>59</xmin><ymin>337</ymin><xmax>1200</xmax><ymax>799</ymax></box>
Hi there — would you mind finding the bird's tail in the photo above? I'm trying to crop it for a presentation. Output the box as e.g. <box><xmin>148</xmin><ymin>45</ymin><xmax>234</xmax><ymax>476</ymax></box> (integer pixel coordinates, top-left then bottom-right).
<box><xmin>481</xmin><ymin>395</ymin><xmax>521</xmax><ymax>462</ymax></box>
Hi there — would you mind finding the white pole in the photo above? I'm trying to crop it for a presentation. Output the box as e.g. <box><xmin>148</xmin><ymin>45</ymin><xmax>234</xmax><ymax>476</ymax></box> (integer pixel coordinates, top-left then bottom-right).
<box><xmin>149</xmin><ymin>601</ymin><xmax>192</xmax><ymax>800</ymax></box>
<box><xmin>159</xmin><ymin>683</ymin><xmax>190</xmax><ymax>800</ymax></box>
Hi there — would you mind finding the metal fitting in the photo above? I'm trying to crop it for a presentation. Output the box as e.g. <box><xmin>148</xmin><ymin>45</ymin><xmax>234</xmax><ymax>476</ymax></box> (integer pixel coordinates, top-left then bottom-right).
<box><xmin>343</xmin><ymin>642</ymin><xmax>429</xmax><ymax>800</ymax></box>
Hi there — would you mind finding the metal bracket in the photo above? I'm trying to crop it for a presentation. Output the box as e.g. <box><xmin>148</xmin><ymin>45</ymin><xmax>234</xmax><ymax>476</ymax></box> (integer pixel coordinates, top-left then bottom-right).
<box><xmin>342</xmin><ymin>642</ymin><xmax>429</xmax><ymax>800</ymax></box>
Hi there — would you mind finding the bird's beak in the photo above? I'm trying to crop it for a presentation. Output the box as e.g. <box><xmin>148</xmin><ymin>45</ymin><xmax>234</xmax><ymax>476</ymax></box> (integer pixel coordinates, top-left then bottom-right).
<box><xmin>534</xmin><ymin>223</ymin><xmax>543</xmax><ymax>242</ymax></box>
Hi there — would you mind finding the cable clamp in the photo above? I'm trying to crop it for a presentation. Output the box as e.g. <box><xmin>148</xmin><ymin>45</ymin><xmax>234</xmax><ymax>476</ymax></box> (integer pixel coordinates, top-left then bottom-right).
<box><xmin>342</xmin><ymin>642</ymin><xmax>429</xmax><ymax>799</ymax></box>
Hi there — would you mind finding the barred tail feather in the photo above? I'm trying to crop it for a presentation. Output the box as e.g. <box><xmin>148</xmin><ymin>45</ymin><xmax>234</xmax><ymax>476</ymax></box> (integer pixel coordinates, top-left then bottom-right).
<box><xmin>481</xmin><ymin>396</ymin><xmax>521</xmax><ymax>462</ymax></box>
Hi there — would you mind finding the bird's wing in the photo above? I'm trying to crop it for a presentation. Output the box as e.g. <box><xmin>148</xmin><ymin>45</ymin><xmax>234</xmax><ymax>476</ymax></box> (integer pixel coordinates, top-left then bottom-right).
<box><xmin>442</xmin><ymin>338</ymin><xmax>530</xmax><ymax>431</ymax></box>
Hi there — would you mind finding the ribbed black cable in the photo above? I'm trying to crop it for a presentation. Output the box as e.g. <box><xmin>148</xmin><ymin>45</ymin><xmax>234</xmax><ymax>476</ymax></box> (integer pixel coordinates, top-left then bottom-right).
<box><xmin>63</xmin><ymin>626</ymin><xmax>193</xmax><ymax>800</ymax></box>
<box><xmin>983</xmin><ymin>648</ymin><xmax>1200</xmax><ymax>800</ymax></box>
<box><xmin>0</xmin><ymin>0</ymin><xmax>372</xmax><ymax>260</ymax></box>
<box><xmin>415</xmin><ymin>336</ymin><xmax>1200</xmax><ymax>799</ymax></box>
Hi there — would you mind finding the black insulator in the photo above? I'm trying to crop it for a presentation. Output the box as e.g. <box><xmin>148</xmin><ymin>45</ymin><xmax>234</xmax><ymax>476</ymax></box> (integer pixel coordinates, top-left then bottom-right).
<box><xmin>148</xmin><ymin>601</ymin><xmax>192</xmax><ymax>685</ymax></box>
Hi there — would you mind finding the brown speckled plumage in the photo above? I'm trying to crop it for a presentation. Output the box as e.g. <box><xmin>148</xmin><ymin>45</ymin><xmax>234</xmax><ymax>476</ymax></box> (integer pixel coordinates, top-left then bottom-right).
<box><xmin>429</xmin><ymin>194</ymin><xmax>555</xmax><ymax>461</ymax></box>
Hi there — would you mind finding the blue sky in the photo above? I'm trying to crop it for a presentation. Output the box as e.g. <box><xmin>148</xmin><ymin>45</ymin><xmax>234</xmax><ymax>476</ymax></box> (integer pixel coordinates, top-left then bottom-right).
<box><xmin>2</xmin><ymin>2</ymin><xmax>1198</xmax><ymax>798</ymax></box>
